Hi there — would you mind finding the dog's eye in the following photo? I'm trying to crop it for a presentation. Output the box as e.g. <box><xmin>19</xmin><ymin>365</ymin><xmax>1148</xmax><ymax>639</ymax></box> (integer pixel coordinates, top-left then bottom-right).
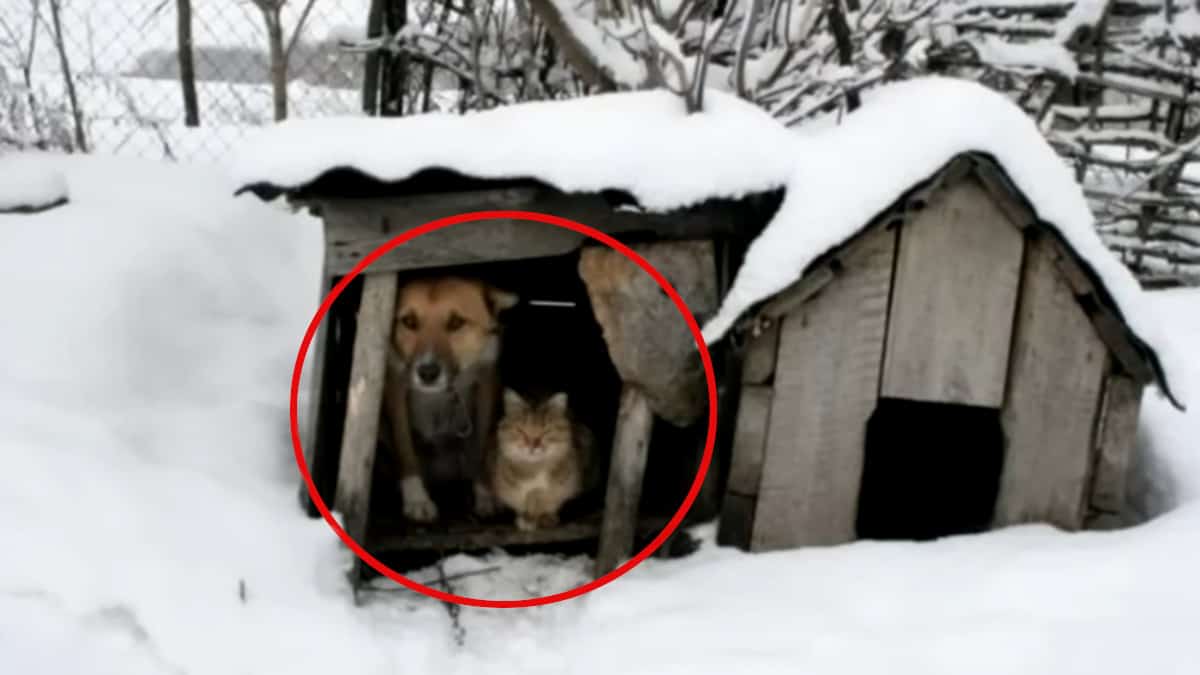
<box><xmin>446</xmin><ymin>314</ymin><xmax>465</xmax><ymax>332</ymax></box>
<box><xmin>400</xmin><ymin>313</ymin><xmax>418</xmax><ymax>330</ymax></box>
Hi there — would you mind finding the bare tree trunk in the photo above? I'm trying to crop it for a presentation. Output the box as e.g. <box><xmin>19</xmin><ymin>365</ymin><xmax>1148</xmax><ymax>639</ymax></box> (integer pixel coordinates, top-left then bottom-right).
<box><xmin>826</xmin><ymin>0</ymin><xmax>860</xmax><ymax>112</ymax></box>
<box><xmin>47</xmin><ymin>0</ymin><xmax>87</xmax><ymax>151</ymax></box>
<box><xmin>362</xmin><ymin>0</ymin><xmax>385</xmax><ymax>114</ymax></box>
<box><xmin>264</xmin><ymin>8</ymin><xmax>288</xmax><ymax>121</ymax></box>
<box><xmin>378</xmin><ymin>0</ymin><xmax>408</xmax><ymax>116</ymax></box>
<box><xmin>176</xmin><ymin>0</ymin><xmax>200</xmax><ymax>127</ymax></box>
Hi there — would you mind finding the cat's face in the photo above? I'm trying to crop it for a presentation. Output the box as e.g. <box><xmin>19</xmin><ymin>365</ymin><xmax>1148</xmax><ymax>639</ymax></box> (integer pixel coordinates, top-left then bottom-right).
<box><xmin>497</xmin><ymin>390</ymin><xmax>572</xmax><ymax>463</ymax></box>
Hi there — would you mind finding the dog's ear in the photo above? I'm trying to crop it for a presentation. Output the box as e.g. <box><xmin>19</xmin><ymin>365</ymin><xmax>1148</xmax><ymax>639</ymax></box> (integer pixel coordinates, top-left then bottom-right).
<box><xmin>486</xmin><ymin>286</ymin><xmax>519</xmax><ymax>315</ymax></box>
<box><xmin>503</xmin><ymin>388</ymin><xmax>527</xmax><ymax>415</ymax></box>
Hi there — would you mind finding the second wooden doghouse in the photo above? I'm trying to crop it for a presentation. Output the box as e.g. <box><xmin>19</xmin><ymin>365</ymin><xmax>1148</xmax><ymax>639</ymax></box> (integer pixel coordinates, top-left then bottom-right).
<box><xmin>718</xmin><ymin>152</ymin><xmax>1182</xmax><ymax>552</ymax></box>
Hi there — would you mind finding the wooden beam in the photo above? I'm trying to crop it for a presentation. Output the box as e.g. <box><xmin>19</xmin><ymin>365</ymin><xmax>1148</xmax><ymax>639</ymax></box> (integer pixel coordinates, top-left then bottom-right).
<box><xmin>716</xmin><ymin>384</ymin><xmax>773</xmax><ymax>549</ymax></box>
<box><xmin>739</xmin><ymin>321</ymin><xmax>781</xmax><ymax>385</ymax></box>
<box><xmin>334</xmin><ymin>271</ymin><xmax>399</xmax><ymax>592</ymax></box>
<box><xmin>298</xmin><ymin>269</ymin><xmax>336</xmax><ymax>517</ymax></box>
<box><xmin>594</xmin><ymin>386</ymin><xmax>655</xmax><ymax>577</ymax></box>
<box><xmin>751</xmin><ymin>225</ymin><xmax>896</xmax><ymax>551</ymax></box>
<box><xmin>882</xmin><ymin>177</ymin><xmax>1025</xmax><ymax>408</ymax></box>
<box><xmin>318</xmin><ymin>190</ymin><xmax>753</xmax><ymax>275</ymax></box>
<box><xmin>1089</xmin><ymin>373</ymin><xmax>1144</xmax><ymax>516</ymax></box>
<box><xmin>994</xmin><ymin>238</ymin><xmax>1107</xmax><ymax>531</ymax></box>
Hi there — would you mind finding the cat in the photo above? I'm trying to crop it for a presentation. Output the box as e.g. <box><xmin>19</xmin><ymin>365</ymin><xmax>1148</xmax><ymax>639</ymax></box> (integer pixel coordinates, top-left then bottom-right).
<box><xmin>490</xmin><ymin>388</ymin><xmax>594</xmax><ymax>531</ymax></box>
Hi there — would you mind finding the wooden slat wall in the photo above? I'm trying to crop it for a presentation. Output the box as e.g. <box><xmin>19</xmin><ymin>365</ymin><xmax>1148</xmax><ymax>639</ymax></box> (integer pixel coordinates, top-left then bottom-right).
<box><xmin>1089</xmin><ymin>374</ymin><xmax>1144</xmax><ymax>516</ymax></box>
<box><xmin>333</xmin><ymin>271</ymin><xmax>399</xmax><ymax>589</ymax></box>
<box><xmin>881</xmin><ymin>179</ymin><xmax>1025</xmax><ymax>407</ymax></box>
<box><xmin>750</xmin><ymin>226</ymin><xmax>896</xmax><ymax>551</ymax></box>
<box><xmin>994</xmin><ymin>239</ymin><xmax>1108</xmax><ymax>530</ymax></box>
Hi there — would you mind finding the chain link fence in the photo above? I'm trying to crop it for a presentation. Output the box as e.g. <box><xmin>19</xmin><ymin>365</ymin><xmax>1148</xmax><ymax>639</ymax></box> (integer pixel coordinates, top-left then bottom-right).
<box><xmin>0</xmin><ymin>0</ymin><xmax>373</xmax><ymax>161</ymax></box>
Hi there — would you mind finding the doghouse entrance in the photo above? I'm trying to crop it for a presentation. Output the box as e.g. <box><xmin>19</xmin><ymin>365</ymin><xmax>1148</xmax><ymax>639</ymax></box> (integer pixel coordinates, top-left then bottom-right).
<box><xmin>855</xmin><ymin>397</ymin><xmax>1006</xmax><ymax>541</ymax></box>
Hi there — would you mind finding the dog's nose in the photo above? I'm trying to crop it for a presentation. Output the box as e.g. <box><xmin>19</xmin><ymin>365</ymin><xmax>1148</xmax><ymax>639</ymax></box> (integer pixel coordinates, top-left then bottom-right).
<box><xmin>416</xmin><ymin>362</ymin><xmax>441</xmax><ymax>384</ymax></box>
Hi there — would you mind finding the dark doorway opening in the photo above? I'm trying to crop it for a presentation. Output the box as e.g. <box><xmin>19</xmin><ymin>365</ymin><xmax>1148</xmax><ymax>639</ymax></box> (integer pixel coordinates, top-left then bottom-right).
<box><xmin>855</xmin><ymin>397</ymin><xmax>1006</xmax><ymax>541</ymax></box>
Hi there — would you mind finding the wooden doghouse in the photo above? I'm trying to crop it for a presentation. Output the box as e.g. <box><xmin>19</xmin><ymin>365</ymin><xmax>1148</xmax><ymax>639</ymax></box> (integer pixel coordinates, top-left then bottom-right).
<box><xmin>238</xmin><ymin>168</ymin><xmax>782</xmax><ymax>592</ymax></box>
<box><xmin>717</xmin><ymin>152</ymin><xmax>1180</xmax><ymax>552</ymax></box>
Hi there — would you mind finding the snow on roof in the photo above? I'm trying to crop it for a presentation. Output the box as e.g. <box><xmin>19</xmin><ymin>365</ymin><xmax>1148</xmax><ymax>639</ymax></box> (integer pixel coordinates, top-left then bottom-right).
<box><xmin>230</xmin><ymin>89</ymin><xmax>799</xmax><ymax>212</ymax></box>
<box><xmin>701</xmin><ymin>76</ymin><xmax>1187</xmax><ymax>407</ymax></box>
<box><xmin>0</xmin><ymin>152</ymin><xmax>70</xmax><ymax>213</ymax></box>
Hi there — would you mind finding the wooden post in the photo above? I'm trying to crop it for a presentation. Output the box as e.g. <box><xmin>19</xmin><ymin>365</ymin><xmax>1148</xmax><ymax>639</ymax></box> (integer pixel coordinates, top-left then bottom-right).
<box><xmin>298</xmin><ymin>269</ymin><xmax>337</xmax><ymax>517</ymax></box>
<box><xmin>334</xmin><ymin>271</ymin><xmax>399</xmax><ymax>594</ymax></box>
<box><xmin>1088</xmin><ymin>373</ymin><xmax>1144</xmax><ymax>519</ymax></box>
<box><xmin>716</xmin><ymin>320</ymin><xmax>780</xmax><ymax>549</ymax></box>
<box><xmin>594</xmin><ymin>385</ymin><xmax>654</xmax><ymax>578</ymax></box>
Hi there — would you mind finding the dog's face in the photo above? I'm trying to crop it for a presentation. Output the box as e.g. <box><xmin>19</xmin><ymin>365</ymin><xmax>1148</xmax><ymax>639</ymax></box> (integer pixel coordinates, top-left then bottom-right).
<box><xmin>392</xmin><ymin>277</ymin><xmax>518</xmax><ymax>393</ymax></box>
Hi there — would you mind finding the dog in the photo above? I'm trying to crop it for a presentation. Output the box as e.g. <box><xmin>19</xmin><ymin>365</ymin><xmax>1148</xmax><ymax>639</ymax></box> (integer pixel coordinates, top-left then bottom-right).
<box><xmin>381</xmin><ymin>276</ymin><xmax>518</xmax><ymax>523</ymax></box>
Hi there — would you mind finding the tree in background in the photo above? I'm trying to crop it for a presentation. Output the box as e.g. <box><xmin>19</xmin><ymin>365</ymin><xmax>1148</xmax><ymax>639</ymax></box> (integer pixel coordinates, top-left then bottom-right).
<box><xmin>176</xmin><ymin>0</ymin><xmax>200</xmax><ymax>127</ymax></box>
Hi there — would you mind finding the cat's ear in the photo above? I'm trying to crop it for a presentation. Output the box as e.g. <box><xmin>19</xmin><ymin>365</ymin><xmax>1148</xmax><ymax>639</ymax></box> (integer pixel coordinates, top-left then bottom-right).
<box><xmin>503</xmin><ymin>388</ymin><xmax>527</xmax><ymax>414</ymax></box>
<box><xmin>544</xmin><ymin>392</ymin><xmax>568</xmax><ymax>414</ymax></box>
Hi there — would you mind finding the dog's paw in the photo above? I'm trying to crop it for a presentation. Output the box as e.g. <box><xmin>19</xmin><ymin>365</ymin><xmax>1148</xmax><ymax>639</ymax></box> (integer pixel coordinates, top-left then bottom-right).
<box><xmin>514</xmin><ymin>515</ymin><xmax>536</xmax><ymax>532</ymax></box>
<box><xmin>400</xmin><ymin>476</ymin><xmax>438</xmax><ymax>523</ymax></box>
<box><xmin>534</xmin><ymin>512</ymin><xmax>559</xmax><ymax>529</ymax></box>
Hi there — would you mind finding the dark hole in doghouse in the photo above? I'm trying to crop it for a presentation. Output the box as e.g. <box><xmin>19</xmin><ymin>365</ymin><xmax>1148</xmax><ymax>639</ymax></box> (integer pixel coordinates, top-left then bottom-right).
<box><xmin>855</xmin><ymin>397</ymin><xmax>1006</xmax><ymax>541</ymax></box>
<box><xmin>363</xmin><ymin>249</ymin><xmax>630</xmax><ymax>570</ymax></box>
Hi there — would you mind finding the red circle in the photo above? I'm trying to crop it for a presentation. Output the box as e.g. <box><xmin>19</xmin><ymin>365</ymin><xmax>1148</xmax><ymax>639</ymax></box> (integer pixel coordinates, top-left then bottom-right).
<box><xmin>289</xmin><ymin>210</ymin><xmax>718</xmax><ymax>608</ymax></box>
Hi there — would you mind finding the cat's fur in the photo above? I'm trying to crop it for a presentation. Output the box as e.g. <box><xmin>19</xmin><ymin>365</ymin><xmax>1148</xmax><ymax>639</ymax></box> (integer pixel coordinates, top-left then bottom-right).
<box><xmin>490</xmin><ymin>389</ymin><xmax>593</xmax><ymax>531</ymax></box>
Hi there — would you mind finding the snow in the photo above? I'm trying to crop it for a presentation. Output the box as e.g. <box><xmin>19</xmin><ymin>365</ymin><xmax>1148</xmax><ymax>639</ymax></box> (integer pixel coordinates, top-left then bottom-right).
<box><xmin>701</xmin><ymin>76</ymin><xmax>1189</xmax><ymax>408</ymax></box>
<box><xmin>3</xmin><ymin>149</ymin><xmax>1200</xmax><ymax>673</ymax></box>
<box><xmin>1055</xmin><ymin>0</ymin><xmax>1108</xmax><ymax>43</ymax></box>
<box><xmin>971</xmin><ymin>35</ymin><xmax>1079</xmax><ymax>79</ymax></box>
<box><xmin>230</xmin><ymin>88</ymin><xmax>799</xmax><ymax>212</ymax></box>
<box><xmin>0</xmin><ymin>151</ymin><xmax>69</xmax><ymax>210</ymax></box>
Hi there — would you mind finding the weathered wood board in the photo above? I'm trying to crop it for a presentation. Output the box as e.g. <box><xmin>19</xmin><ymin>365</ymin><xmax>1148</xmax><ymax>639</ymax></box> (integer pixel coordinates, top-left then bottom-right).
<box><xmin>716</xmin><ymin>384</ymin><xmax>772</xmax><ymax>549</ymax></box>
<box><xmin>881</xmin><ymin>178</ymin><xmax>1025</xmax><ymax>407</ymax></box>
<box><xmin>751</xmin><ymin>226</ymin><xmax>896</xmax><ymax>551</ymax></box>
<box><xmin>595</xmin><ymin>386</ymin><xmax>655</xmax><ymax>577</ymax></box>
<box><xmin>298</xmin><ymin>268</ymin><xmax>336</xmax><ymax>516</ymax></box>
<box><xmin>1089</xmin><ymin>374</ymin><xmax>1144</xmax><ymax>515</ymax></box>
<box><xmin>334</xmin><ymin>272</ymin><xmax>399</xmax><ymax>588</ymax></box>
<box><xmin>994</xmin><ymin>239</ymin><xmax>1107</xmax><ymax>530</ymax></box>
<box><xmin>739</xmin><ymin>321</ymin><xmax>781</xmax><ymax>386</ymax></box>
<box><xmin>579</xmin><ymin>240</ymin><xmax>718</xmax><ymax>427</ymax></box>
<box><xmin>318</xmin><ymin>190</ymin><xmax>751</xmax><ymax>275</ymax></box>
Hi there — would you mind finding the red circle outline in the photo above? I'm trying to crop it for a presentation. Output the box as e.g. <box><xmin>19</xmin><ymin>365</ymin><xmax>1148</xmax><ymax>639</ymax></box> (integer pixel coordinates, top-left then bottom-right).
<box><xmin>289</xmin><ymin>210</ymin><xmax>718</xmax><ymax>608</ymax></box>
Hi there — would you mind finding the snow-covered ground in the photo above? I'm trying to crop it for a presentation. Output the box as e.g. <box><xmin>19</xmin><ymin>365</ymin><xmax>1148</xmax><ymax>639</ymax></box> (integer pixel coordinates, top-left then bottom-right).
<box><xmin>1</xmin><ymin>147</ymin><xmax>1199</xmax><ymax>674</ymax></box>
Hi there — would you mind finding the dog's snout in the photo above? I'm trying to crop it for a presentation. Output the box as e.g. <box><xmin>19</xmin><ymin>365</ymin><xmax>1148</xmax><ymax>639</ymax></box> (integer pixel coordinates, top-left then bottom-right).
<box><xmin>416</xmin><ymin>361</ymin><xmax>441</xmax><ymax>384</ymax></box>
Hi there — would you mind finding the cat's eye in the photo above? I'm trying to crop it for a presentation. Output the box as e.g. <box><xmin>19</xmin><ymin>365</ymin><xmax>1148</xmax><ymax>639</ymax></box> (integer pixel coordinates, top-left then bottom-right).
<box><xmin>446</xmin><ymin>314</ymin><xmax>465</xmax><ymax>332</ymax></box>
<box><xmin>400</xmin><ymin>313</ymin><xmax>418</xmax><ymax>330</ymax></box>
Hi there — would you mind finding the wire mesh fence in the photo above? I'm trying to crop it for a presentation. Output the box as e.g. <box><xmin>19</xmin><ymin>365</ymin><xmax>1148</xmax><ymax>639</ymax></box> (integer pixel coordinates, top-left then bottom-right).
<box><xmin>0</xmin><ymin>0</ymin><xmax>373</xmax><ymax>161</ymax></box>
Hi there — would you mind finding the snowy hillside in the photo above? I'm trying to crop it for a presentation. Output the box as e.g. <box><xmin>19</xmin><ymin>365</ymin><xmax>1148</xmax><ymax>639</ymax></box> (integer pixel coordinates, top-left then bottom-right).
<box><xmin>2</xmin><ymin>136</ymin><xmax>1200</xmax><ymax>673</ymax></box>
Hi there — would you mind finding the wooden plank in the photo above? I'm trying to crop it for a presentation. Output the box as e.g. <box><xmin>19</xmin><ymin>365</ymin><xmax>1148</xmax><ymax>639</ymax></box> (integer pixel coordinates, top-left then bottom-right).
<box><xmin>750</xmin><ymin>225</ymin><xmax>896</xmax><ymax>551</ymax></box>
<box><xmin>882</xmin><ymin>177</ymin><xmax>1026</xmax><ymax>407</ymax></box>
<box><xmin>993</xmin><ymin>238</ymin><xmax>1108</xmax><ymax>530</ymax></box>
<box><xmin>1089</xmin><ymin>374</ymin><xmax>1144</xmax><ymax>515</ymax></box>
<box><xmin>334</xmin><ymin>272</ymin><xmax>399</xmax><ymax>589</ymax></box>
<box><xmin>368</xmin><ymin>514</ymin><xmax>670</xmax><ymax>554</ymax></box>
<box><xmin>297</xmin><ymin>270</ymin><xmax>336</xmax><ymax>517</ymax></box>
<box><xmin>594</xmin><ymin>386</ymin><xmax>655</xmax><ymax>577</ymax></box>
<box><xmin>319</xmin><ymin>190</ymin><xmax>753</xmax><ymax>275</ymax></box>
<box><xmin>1047</xmin><ymin>238</ymin><xmax>1156</xmax><ymax>384</ymax></box>
<box><xmin>716</xmin><ymin>385</ymin><xmax>773</xmax><ymax>549</ymax></box>
<box><xmin>579</xmin><ymin>240</ymin><xmax>717</xmax><ymax>427</ymax></box>
<box><xmin>740</xmin><ymin>321</ymin><xmax>780</xmax><ymax>385</ymax></box>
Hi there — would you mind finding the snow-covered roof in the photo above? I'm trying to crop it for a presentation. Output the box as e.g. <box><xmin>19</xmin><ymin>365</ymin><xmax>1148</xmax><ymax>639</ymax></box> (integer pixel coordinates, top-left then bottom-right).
<box><xmin>701</xmin><ymin>76</ymin><xmax>1186</xmax><ymax>409</ymax></box>
<box><xmin>230</xmin><ymin>89</ymin><xmax>799</xmax><ymax>212</ymax></box>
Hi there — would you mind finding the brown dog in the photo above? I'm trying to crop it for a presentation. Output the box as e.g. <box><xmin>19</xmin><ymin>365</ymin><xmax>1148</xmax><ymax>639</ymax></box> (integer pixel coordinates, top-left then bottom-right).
<box><xmin>382</xmin><ymin>276</ymin><xmax>518</xmax><ymax>522</ymax></box>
